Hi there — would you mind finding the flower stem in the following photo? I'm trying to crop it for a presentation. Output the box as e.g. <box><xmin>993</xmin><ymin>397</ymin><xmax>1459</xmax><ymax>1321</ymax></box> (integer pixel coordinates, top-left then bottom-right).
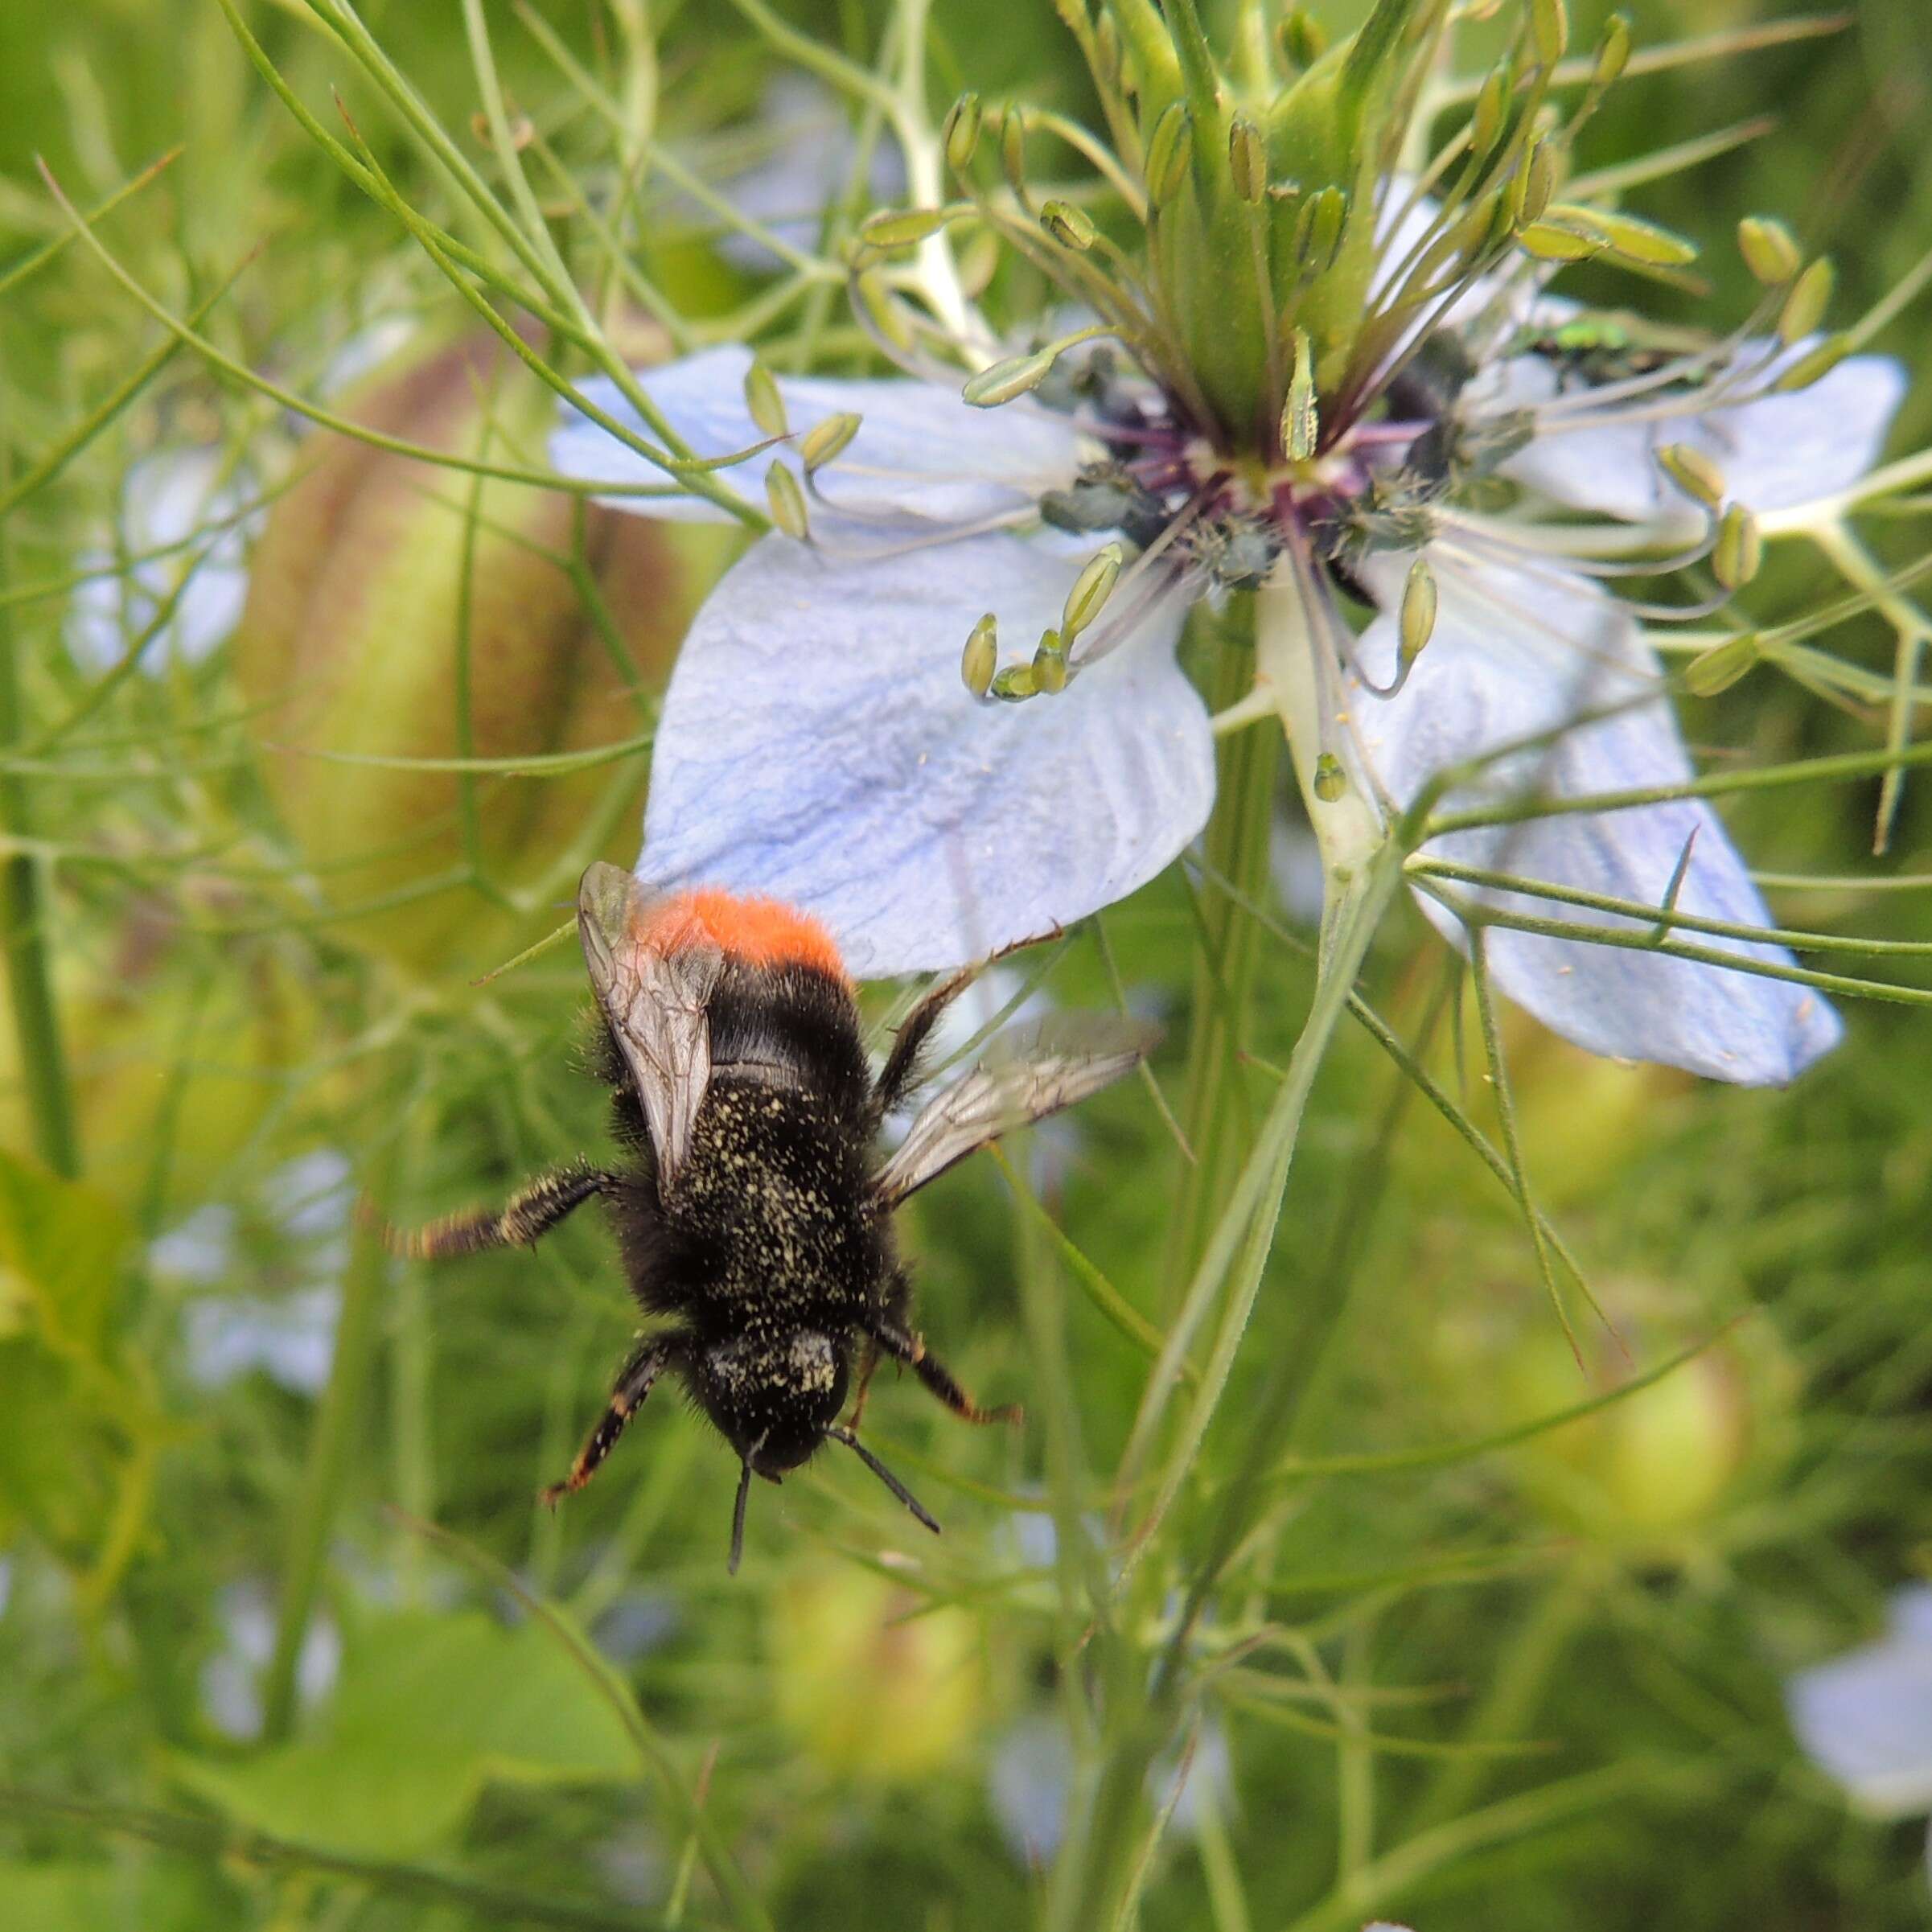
<box><xmin>1054</xmin><ymin>839</ymin><xmax>1404</xmax><ymax>1932</ymax></box>
<box><xmin>0</xmin><ymin>513</ymin><xmax>79</xmax><ymax>1178</ymax></box>
<box><xmin>1163</xmin><ymin>596</ymin><xmax>1280</xmax><ymax>1298</ymax></box>
<box><xmin>262</xmin><ymin>1157</ymin><xmax>393</xmax><ymax>1741</ymax></box>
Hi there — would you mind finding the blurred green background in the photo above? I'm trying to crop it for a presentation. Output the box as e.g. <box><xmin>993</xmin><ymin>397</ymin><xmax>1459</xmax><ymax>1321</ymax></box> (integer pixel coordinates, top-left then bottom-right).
<box><xmin>2</xmin><ymin>2</ymin><xmax>1930</xmax><ymax>1928</ymax></box>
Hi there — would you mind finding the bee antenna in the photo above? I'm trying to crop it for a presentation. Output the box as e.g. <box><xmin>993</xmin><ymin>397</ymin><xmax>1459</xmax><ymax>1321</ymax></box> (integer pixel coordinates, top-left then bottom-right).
<box><xmin>826</xmin><ymin>1425</ymin><xmax>941</xmax><ymax>1536</ymax></box>
<box><xmin>728</xmin><ymin>1457</ymin><xmax>755</xmax><ymax>1576</ymax></box>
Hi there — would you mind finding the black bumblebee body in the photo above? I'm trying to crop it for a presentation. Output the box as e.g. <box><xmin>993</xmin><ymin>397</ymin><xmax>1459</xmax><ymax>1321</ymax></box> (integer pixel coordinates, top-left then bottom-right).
<box><xmin>392</xmin><ymin>864</ymin><xmax>1153</xmax><ymax>1569</ymax></box>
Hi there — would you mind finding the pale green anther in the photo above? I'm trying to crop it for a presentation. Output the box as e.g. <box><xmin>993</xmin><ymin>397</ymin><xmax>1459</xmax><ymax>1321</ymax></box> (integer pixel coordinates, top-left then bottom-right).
<box><xmin>765</xmin><ymin>462</ymin><xmax>808</xmax><ymax>539</ymax></box>
<box><xmin>1518</xmin><ymin>220</ymin><xmax>1601</xmax><ymax>263</ymax></box>
<box><xmin>743</xmin><ymin>359</ymin><xmax>787</xmax><ymax>440</ymax></box>
<box><xmin>961</xmin><ymin>614</ymin><xmax>998</xmax><ymax>697</ymax></box>
<box><xmin>1032</xmin><ymin>633</ymin><xmax>1070</xmax><ymax>693</ymax></box>
<box><xmin>1546</xmin><ymin>203</ymin><xmax>1698</xmax><ymax>268</ymax></box>
<box><xmin>1312</xmin><ymin>752</ymin><xmax>1348</xmax><ymax>803</ymax></box>
<box><xmin>1779</xmin><ymin>257</ymin><xmax>1835</xmax><ymax>345</ymax></box>
<box><xmin>1737</xmin><ymin>216</ymin><xmax>1801</xmax><ymax>286</ymax></box>
<box><xmin>1531</xmin><ymin>0</ymin><xmax>1568</xmax><ymax>68</ymax></box>
<box><xmin>943</xmin><ymin>92</ymin><xmax>983</xmax><ymax>172</ymax></box>
<box><xmin>855</xmin><ymin>269</ymin><xmax>915</xmax><ymax>352</ymax></box>
<box><xmin>1229</xmin><ymin>114</ymin><xmax>1268</xmax><ymax>204</ymax></box>
<box><xmin>798</xmin><ymin>411</ymin><xmax>861</xmax><ymax>472</ymax></box>
<box><xmin>1470</xmin><ymin>64</ymin><xmax>1509</xmax><ymax>156</ymax></box>
<box><xmin>1683</xmin><ymin>631</ymin><xmax>1761</xmax><ymax>697</ymax></box>
<box><xmin>1655</xmin><ymin>442</ymin><xmax>1725</xmax><ymax>509</ymax></box>
<box><xmin>1062</xmin><ymin>543</ymin><xmax>1124</xmax><ymax>639</ymax></box>
<box><xmin>990</xmin><ymin>663</ymin><xmax>1038</xmax><ymax>702</ymax></box>
<box><xmin>1593</xmin><ymin>12</ymin><xmax>1632</xmax><ymax>84</ymax></box>
<box><xmin>1399</xmin><ymin>557</ymin><xmax>1437</xmax><ymax>660</ymax></box>
<box><xmin>962</xmin><ymin>347</ymin><xmax>1058</xmax><ymax>408</ymax></box>
<box><xmin>1712</xmin><ymin>504</ymin><xmax>1763</xmax><ymax>590</ymax></box>
<box><xmin>1145</xmin><ymin>101</ymin><xmax>1194</xmax><ymax>208</ymax></box>
<box><xmin>1283</xmin><ymin>328</ymin><xmax>1318</xmax><ymax>461</ymax></box>
<box><xmin>860</xmin><ymin>206</ymin><xmax>950</xmax><ymax>250</ymax></box>
<box><xmin>1773</xmin><ymin>331</ymin><xmax>1852</xmax><ymax>394</ymax></box>
<box><xmin>1001</xmin><ymin>108</ymin><xmax>1028</xmax><ymax>198</ymax></box>
<box><xmin>1041</xmin><ymin>199</ymin><xmax>1097</xmax><ymax>250</ymax></box>
<box><xmin>1297</xmin><ymin>186</ymin><xmax>1347</xmax><ymax>273</ymax></box>
<box><xmin>1279</xmin><ymin>8</ymin><xmax>1327</xmax><ymax>68</ymax></box>
<box><xmin>1520</xmin><ymin>138</ymin><xmax>1557</xmax><ymax>226</ymax></box>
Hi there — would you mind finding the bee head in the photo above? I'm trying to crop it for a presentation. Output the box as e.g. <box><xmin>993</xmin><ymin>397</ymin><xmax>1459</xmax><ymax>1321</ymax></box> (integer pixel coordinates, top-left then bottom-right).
<box><xmin>692</xmin><ymin>1329</ymin><xmax>849</xmax><ymax>1478</ymax></box>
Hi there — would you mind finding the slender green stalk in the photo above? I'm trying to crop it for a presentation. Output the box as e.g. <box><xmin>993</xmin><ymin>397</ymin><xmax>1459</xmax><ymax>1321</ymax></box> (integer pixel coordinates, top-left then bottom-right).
<box><xmin>0</xmin><ymin>474</ymin><xmax>79</xmax><ymax>1178</ymax></box>
<box><xmin>262</xmin><ymin>1159</ymin><xmax>393</xmax><ymax>1741</ymax></box>
<box><xmin>1052</xmin><ymin>842</ymin><xmax>1404</xmax><ymax>1932</ymax></box>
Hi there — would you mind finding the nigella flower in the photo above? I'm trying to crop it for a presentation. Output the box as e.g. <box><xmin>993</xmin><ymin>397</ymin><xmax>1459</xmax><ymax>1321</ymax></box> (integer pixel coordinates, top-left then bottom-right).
<box><xmin>550</xmin><ymin>2</ymin><xmax>1906</xmax><ymax>1084</ymax></box>
<box><xmin>1787</xmin><ymin>1585</ymin><xmax>1932</xmax><ymax>1884</ymax></box>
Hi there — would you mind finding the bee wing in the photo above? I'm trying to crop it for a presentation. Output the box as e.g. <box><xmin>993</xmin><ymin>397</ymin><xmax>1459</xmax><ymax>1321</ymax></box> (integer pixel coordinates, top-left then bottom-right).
<box><xmin>578</xmin><ymin>861</ymin><xmax>723</xmax><ymax>1191</ymax></box>
<box><xmin>871</xmin><ymin>1013</ymin><xmax>1159</xmax><ymax>1209</ymax></box>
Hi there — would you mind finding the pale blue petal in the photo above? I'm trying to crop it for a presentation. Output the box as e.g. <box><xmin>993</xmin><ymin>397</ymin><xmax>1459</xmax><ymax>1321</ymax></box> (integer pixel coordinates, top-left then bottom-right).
<box><xmin>1788</xmin><ymin>1589</ymin><xmax>1932</xmax><ymax>1818</ymax></box>
<box><xmin>549</xmin><ymin>346</ymin><xmax>1087</xmax><ymax>529</ymax></box>
<box><xmin>1484</xmin><ymin>340</ymin><xmax>1906</xmax><ymax>529</ymax></box>
<box><xmin>1349</xmin><ymin>549</ymin><xmax>1841</xmax><ymax>1084</ymax></box>
<box><xmin>635</xmin><ymin>529</ymin><xmax>1211</xmax><ymax>976</ymax></box>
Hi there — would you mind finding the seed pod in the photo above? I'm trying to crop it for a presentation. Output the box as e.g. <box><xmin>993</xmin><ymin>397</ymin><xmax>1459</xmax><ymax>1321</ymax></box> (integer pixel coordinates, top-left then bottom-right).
<box><xmin>1228</xmin><ymin>114</ymin><xmax>1268</xmax><ymax>204</ymax></box>
<box><xmin>1712</xmin><ymin>505</ymin><xmax>1762</xmax><ymax>591</ymax></box>
<box><xmin>798</xmin><ymin>411</ymin><xmax>861</xmax><ymax>472</ymax></box>
<box><xmin>1683</xmin><ymin>631</ymin><xmax>1761</xmax><ymax>697</ymax></box>
<box><xmin>1041</xmin><ymin>199</ymin><xmax>1097</xmax><ymax>250</ymax></box>
<box><xmin>962</xmin><ymin>348</ymin><xmax>1058</xmax><ymax>408</ymax></box>
<box><xmin>235</xmin><ymin>323</ymin><xmax>736</xmax><ymax>977</ymax></box>
<box><xmin>943</xmin><ymin>92</ymin><xmax>982</xmax><ymax>173</ymax></box>
<box><xmin>1061</xmin><ymin>543</ymin><xmax>1123</xmax><ymax>638</ymax></box>
<box><xmin>1655</xmin><ymin>442</ymin><xmax>1725</xmax><ymax>510</ymax></box>
<box><xmin>1145</xmin><ymin>101</ymin><xmax>1194</xmax><ymax>209</ymax></box>
<box><xmin>1778</xmin><ymin>257</ymin><xmax>1835</xmax><ymax>345</ymax></box>
<box><xmin>1399</xmin><ymin>557</ymin><xmax>1437</xmax><ymax>660</ymax></box>
<box><xmin>743</xmin><ymin>358</ymin><xmax>787</xmax><ymax>439</ymax></box>
<box><xmin>1737</xmin><ymin>215</ymin><xmax>1801</xmax><ymax>286</ymax></box>
<box><xmin>961</xmin><ymin>614</ymin><xmax>998</xmax><ymax>696</ymax></box>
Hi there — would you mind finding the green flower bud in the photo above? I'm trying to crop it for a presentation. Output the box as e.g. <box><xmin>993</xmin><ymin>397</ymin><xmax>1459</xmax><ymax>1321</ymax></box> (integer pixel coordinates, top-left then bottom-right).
<box><xmin>1778</xmin><ymin>257</ymin><xmax>1835</xmax><ymax>345</ymax></box>
<box><xmin>236</xmin><ymin>325</ymin><xmax>736</xmax><ymax>979</ymax></box>
<box><xmin>1145</xmin><ymin>101</ymin><xmax>1194</xmax><ymax>209</ymax></box>
<box><xmin>1737</xmin><ymin>215</ymin><xmax>1801</xmax><ymax>286</ymax></box>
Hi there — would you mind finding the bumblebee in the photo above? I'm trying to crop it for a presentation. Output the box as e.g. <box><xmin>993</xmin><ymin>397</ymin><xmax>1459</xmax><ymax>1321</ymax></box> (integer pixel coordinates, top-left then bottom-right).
<box><xmin>388</xmin><ymin>863</ymin><xmax>1154</xmax><ymax>1571</ymax></box>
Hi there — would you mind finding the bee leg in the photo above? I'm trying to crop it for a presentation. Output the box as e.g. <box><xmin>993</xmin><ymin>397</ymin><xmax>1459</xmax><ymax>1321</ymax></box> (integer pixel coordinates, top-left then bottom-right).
<box><xmin>845</xmin><ymin>1338</ymin><xmax>883</xmax><ymax>1428</ymax></box>
<box><xmin>541</xmin><ymin>1336</ymin><xmax>674</xmax><ymax>1507</ymax></box>
<box><xmin>873</xmin><ymin>965</ymin><xmax>980</xmax><ymax>1116</ymax></box>
<box><xmin>867</xmin><ymin>1318</ymin><xmax>1021</xmax><ymax>1428</ymax></box>
<box><xmin>380</xmin><ymin>1163</ymin><xmax>613</xmax><ymax>1260</ymax></box>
